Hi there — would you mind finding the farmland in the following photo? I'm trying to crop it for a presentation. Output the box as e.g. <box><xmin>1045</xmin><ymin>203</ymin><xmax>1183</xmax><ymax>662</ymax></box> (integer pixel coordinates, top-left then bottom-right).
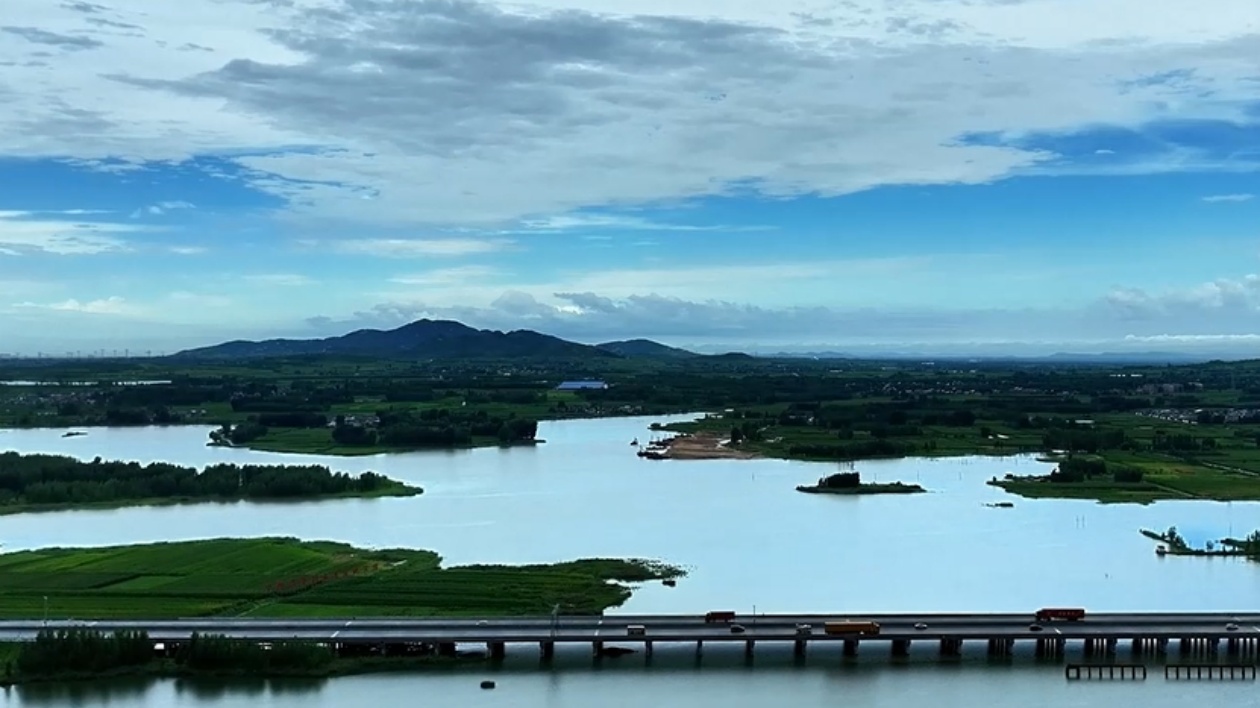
<box><xmin>0</xmin><ymin>538</ymin><xmax>683</xmax><ymax>620</ymax></box>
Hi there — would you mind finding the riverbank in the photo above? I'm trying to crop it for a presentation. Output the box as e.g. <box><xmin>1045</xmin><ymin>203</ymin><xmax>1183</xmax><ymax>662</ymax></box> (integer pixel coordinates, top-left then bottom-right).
<box><xmin>0</xmin><ymin>537</ymin><xmax>684</xmax><ymax>620</ymax></box>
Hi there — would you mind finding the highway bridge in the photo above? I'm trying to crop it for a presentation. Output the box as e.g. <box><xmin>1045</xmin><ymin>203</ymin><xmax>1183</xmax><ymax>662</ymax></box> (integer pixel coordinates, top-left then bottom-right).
<box><xmin>4</xmin><ymin>612</ymin><xmax>1260</xmax><ymax>661</ymax></box>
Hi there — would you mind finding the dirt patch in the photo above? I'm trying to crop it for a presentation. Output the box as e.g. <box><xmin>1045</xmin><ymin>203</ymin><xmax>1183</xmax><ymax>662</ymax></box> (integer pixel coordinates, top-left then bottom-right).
<box><xmin>650</xmin><ymin>432</ymin><xmax>760</xmax><ymax>460</ymax></box>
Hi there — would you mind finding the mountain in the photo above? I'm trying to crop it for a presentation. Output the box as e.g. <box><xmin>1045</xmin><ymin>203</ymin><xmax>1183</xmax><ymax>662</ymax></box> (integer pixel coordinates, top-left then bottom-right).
<box><xmin>595</xmin><ymin>339</ymin><xmax>697</xmax><ymax>358</ymax></box>
<box><xmin>172</xmin><ymin>319</ymin><xmax>619</xmax><ymax>361</ymax></box>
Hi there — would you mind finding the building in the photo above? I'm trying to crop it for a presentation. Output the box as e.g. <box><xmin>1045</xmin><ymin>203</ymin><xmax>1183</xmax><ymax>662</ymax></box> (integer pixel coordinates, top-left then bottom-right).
<box><xmin>555</xmin><ymin>380</ymin><xmax>609</xmax><ymax>391</ymax></box>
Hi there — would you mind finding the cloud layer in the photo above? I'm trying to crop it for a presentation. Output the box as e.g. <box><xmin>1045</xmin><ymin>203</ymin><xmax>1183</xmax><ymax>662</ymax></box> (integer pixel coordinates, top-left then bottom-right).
<box><xmin>3</xmin><ymin>0</ymin><xmax>1257</xmax><ymax>229</ymax></box>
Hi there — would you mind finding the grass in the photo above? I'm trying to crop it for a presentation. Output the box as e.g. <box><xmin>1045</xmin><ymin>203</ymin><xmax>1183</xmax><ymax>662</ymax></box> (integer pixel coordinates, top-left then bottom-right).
<box><xmin>0</xmin><ymin>538</ymin><xmax>684</xmax><ymax>621</ymax></box>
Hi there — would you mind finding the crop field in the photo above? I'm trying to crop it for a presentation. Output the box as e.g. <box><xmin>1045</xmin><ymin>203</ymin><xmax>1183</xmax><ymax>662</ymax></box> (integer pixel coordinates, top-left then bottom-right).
<box><xmin>0</xmin><ymin>538</ymin><xmax>680</xmax><ymax>620</ymax></box>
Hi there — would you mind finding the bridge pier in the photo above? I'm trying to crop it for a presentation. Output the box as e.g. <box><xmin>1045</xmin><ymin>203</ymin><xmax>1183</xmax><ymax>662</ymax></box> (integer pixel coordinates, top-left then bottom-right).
<box><xmin>987</xmin><ymin>638</ymin><xmax>1012</xmax><ymax>658</ymax></box>
<box><xmin>436</xmin><ymin>642</ymin><xmax>457</xmax><ymax>657</ymax></box>
<box><xmin>745</xmin><ymin>640</ymin><xmax>756</xmax><ymax>659</ymax></box>
<box><xmin>695</xmin><ymin>640</ymin><xmax>704</xmax><ymax>657</ymax></box>
<box><xmin>843</xmin><ymin>639</ymin><xmax>859</xmax><ymax>657</ymax></box>
<box><xmin>593</xmin><ymin>640</ymin><xmax>603</xmax><ymax>657</ymax></box>
<box><xmin>891</xmin><ymin>639</ymin><xmax>910</xmax><ymax>657</ymax></box>
<box><xmin>488</xmin><ymin>641</ymin><xmax>506</xmax><ymax>661</ymax></box>
<box><xmin>539</xmin><ymin>641</ymin><xmax>555</xmax><ymax>661</ymax></box>
<box><xmin>939</xmin><ymin>638</ymin><xmax>962</xmax><ymax>657</ymax></box>
<box><xmin>793</xmin><ymin>640</ymin><xmax>806</xmax><ymax>658</ymax></box>
<box><xmin>644</xmin><ymin>640</ymin><xmax>653</xmax><ymax>656</ymax></box>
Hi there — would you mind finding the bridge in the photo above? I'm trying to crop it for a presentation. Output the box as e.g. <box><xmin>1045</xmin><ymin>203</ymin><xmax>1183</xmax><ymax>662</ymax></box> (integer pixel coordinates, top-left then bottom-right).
<box><xmin>6</xmin><ymin>612</ymin><xmax>1260</xmax><ymax>662</ymax></box>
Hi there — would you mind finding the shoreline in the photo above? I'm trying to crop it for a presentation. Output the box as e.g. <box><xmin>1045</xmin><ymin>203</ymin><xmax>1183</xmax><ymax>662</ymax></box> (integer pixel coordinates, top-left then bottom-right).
<box><xmin>0</xmin><ymin>482</ymin><xmax>422</xmax><ymax>517</ymax></box>
<box><xmin>641</xmin><ymin>432</ymin><xmax>760</xmax><ymax>460</ymax></box>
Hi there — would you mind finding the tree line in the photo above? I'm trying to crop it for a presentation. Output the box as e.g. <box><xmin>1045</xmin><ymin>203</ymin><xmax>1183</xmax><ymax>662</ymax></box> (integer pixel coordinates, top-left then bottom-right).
<box><xmin>0</xmin><ymin>452</ymin><xmax>394</xmax><ymax>507</ymax></box>
<box><xmin>10</xmin><ymin>629</ymin><xmax>333</xmax><ymax>678</ymax></box>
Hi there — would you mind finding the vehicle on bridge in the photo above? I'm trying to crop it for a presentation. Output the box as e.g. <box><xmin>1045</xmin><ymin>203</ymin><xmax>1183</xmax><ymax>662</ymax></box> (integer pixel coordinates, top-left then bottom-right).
<box><xmin>626</xmin><ymin>624</ymin><xmax>646</xmax><ymax>636</ymax></box>
<box><xmin>1035</xmin><ymin>607</ymin><xmax>1086</xmax><ymax>622</ymax></box>
<box><xmin>704</xmin><ymin>611</ymin><xmax>737</xmax><ymax>623</ymax></box>
<box><xmin>823</xmin><ymin>620</ymin><xmax>881</xmax><ymax>636</ymax></box>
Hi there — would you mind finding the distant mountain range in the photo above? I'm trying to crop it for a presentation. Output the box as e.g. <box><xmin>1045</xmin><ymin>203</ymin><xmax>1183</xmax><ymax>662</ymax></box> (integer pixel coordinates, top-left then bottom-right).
<box><xmin>169</xmin><ymin>319</ymin><xmax>1229</xmax><ymax>365</ymax></box>
<box><xmin>594</xmin><ymin>339</ymin><xmax>697</xmax><ymax>359</ymax></box>
<box><xmin>172</xmin><ymin>320</ymin><xmax>702</xmax><ymax>361</ymax></box>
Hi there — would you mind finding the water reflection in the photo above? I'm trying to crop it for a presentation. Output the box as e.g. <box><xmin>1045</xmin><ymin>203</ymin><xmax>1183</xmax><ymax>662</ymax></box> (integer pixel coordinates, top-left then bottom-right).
<box><xmin>13</xmin><ymin>677</ymin><xmax>149</xmax><ymax>706</ymax></box>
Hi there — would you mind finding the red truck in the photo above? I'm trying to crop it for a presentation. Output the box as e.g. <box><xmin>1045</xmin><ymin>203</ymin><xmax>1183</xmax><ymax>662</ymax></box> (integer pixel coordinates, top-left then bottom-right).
<box><xmin>704</xmin><ymin>611</ymin><xmax>737</xmax><ymax>623</ymax></box>
<box><xmin>1035</xmin><ymin>607</ymin><xmax>1086</xmax><ymax>622</ymax></box>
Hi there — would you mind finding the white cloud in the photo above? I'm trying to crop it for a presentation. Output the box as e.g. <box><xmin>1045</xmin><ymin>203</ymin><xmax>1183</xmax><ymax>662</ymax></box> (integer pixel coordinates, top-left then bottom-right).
<box><xmin>314</xmin><ymin>237</ymin><xmax>515</xmax><ymax>258</ymax></box>
<box><xmin>130</xmin><ymin>200</ymin><xmax>196</xmax><ymax>218</ymax></box>
<box><xmin>0</xmin><ymin>0</ymin><xmax>1254</xmax><ymax>228</ymax></box>
<box><xmin>1202</xmin><ymin>193</ymin><xmax>1255</xmax><ymax>203</ymax></box>
<box><xmin>389</xmin><ymin>266</ymin><xmax>503</xmax><ymax>286</ymax></box>
<box><xmin>518</xmin><ymin>214</ymin><xmax>771</xmax><ymax>233</ymax></box>
<box><xmin>167</xmin><ymin>290</ymin><xmax>232</xmax><ymax>307</ymax></box>
<box><xmin>168</xmin><ymin>245</ymin><xmax>208</xmax><ymax>255</ymax></box>
<box><xmin>0</xmin><ymin>211</ymin><xmax>137</xmax><ymax>255</ymax></box>
<box><xmin>14</xmin><ymin>296</ymin><xmax>138</xmax><ymax>315</ymax></box>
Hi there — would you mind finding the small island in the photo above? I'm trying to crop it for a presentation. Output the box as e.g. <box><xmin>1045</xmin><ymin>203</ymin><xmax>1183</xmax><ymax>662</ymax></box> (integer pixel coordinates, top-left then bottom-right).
<box><xmin>0</xmin><ymin>537</ymin><xmax>684</xmax><ymax>685</ymax></box>
<box><xmin>796</xmin><ymin>471</ymin><xmax>925</xmax><ymax>496</ymax></box>
<box><xmin>0</xmin><ymin>451</ymin><xmax>420</xmax><ymax>515</ymax></box>
<box><xmin>1140</xmin><ymin>526</ymin><xmax>1260</xmax><ymax>558</ymax></box>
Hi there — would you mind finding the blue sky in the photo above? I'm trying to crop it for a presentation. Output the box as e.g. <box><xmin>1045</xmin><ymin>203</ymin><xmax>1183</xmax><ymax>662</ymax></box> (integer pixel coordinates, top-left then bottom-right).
<box><xmin>1</xmin><ymin>0</ymin><xmax>1258</xmax><ymax>356</ymax></box>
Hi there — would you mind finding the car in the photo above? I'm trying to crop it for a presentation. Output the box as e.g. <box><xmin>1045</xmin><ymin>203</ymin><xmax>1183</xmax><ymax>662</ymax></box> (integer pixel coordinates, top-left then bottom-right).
<box><xmin>477</xmin><ymin>620</ymin><xmax>489</xmax><ymax>626</ymax></box>
<box><xmin>730</xmin><ymin>624</ymin><xmax>746</xmax><ymax>634</ymax></box>
<box><xmin>1028</xmin><ymin>624</ymin><xmax>1044</xmax><ymax>632</ymax></box>
<box><xmin>1226</xmin><ymin>623</ymin><xmax>1239</xmax><ymax>632</ymax></box>
<box><xmin>914</xmin><ymin>623</ymin><xmax>928</xmax><ymax>631</ymax></box>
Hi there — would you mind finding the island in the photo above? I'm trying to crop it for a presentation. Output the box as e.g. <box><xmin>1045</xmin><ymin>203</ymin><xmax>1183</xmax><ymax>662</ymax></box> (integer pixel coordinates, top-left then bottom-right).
<box><xmin>795</xmin><ymin>471</ymin><xmax>925</xmax><ymax>496</ymax></box>
<box><xmin>0</xmin><ymin>452</ymin><xmax>420</xmax><ymax>515</ymax></box>
<box><xmin>0</xmin><ymin>537</ymin><xmax>683</xmax><ymax>685</ymax></box>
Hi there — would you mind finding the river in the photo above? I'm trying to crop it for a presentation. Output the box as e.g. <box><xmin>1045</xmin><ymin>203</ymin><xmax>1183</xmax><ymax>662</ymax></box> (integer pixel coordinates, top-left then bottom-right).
<box><xmin>1</xmin><ymin>415</ymin><xmax>1257</xmax><ymax>705</ymax></box>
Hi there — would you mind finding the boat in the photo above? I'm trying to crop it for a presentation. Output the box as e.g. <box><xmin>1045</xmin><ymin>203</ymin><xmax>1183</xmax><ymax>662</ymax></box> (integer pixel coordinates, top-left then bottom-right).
<box><xmin>1156</xmin><ymin>545</ymin><xmax>1168</xmax><ymax>556</ymax></box>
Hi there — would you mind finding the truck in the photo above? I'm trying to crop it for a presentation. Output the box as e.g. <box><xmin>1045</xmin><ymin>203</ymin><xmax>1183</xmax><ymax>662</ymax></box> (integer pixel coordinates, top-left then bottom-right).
<box><xmin>704</xmin><ymin>611</ymin><xmax>737</xmax><ymax>623</ymax></box>
<box><xmin>823</xmin><ymin>620</ymin><xmax>881</xmax><ymax>636</ymax></box>
<box><xmin>1035</xmin><ymin>607</ymin><xmax>1086</xmax><ymax>622</ymax></box>
<box><xmin>626</xmin><ymin>624</ymin><xmax>646</xmax><ymax>636</ymax></box>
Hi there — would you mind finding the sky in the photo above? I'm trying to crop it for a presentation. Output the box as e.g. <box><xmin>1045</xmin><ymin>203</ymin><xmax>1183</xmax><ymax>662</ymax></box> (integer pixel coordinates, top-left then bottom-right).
<box><xmin>0</xmin><ymin>0</ymin><xmax>1258</xmax><ymax>357</ymax></box>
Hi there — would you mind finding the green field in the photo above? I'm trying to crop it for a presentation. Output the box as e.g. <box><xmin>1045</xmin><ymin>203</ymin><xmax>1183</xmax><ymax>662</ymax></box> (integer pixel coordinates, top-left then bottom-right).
<box><xmin>0</xmin><ymin>538</ymin><xmax>683</xmax><ymax>620</ymax></box>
